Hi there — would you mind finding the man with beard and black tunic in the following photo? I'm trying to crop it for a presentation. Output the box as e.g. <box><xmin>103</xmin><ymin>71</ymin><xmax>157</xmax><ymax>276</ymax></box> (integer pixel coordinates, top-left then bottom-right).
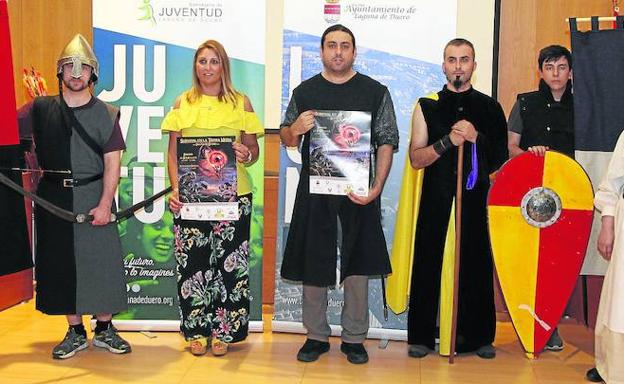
<box><xmin>23</xmin><ymin>34</ymin><xmax>130</xmax><ymax>359</ymax></box>
<box><xmin>280</xmin><ymin>24</ymin><xmax>399</xmax><ymax>365</ymax></box>
<box><xmin>404</xmin><ymin>38</ymin><xmax>507</xmax><ymax>359</ymax></box>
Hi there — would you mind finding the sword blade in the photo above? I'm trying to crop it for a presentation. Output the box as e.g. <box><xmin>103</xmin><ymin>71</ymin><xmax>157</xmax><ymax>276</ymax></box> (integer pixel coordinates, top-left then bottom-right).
<box><xmin>0</xmin><ymin>171</ymin><xmax>77</xmax><ymax>222</ymax></box>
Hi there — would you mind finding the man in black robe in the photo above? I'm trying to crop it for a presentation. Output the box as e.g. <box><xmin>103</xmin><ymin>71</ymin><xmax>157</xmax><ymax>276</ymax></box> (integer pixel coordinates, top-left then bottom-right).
<box><xmin>280</xmin><ymin>24</ymin><xmax>399</xmax><ymax>365</ymax></box>
<box><xmin>406</xmin><ymin>38</ymin><xmax>508</xmax><ymax>359</ymax></box>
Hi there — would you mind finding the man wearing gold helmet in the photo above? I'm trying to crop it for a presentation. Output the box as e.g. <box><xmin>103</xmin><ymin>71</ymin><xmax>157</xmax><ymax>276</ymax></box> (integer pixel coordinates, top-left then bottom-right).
<box><xmin>20</xmin><ymin>34</ymin><xmax>130</xmax><ymax>359</ymax></box>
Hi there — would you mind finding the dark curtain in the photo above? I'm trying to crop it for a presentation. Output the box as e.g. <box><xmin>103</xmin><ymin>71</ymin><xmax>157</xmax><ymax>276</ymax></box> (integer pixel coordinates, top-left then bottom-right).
<box><xmin>569</xmin><ymin>16</ymin><xmax>624</xmax><ymax>327</ymax></box>
<box><xmin>571</xmin><ymin>16</ymin><xmax>624</xmax><ymax>151</ymax></box>
<box><xmin>0</xmin><ymin>145</ymin><xmax>32</xmax><ymax>276</ymax></box>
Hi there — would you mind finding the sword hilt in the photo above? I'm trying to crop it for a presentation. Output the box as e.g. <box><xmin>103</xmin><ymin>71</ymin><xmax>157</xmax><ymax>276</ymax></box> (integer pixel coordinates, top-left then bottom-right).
<box><xmin>75</xmin><ymin>213</ymin><xmax>117</xmax><ymax>223</ymax></box>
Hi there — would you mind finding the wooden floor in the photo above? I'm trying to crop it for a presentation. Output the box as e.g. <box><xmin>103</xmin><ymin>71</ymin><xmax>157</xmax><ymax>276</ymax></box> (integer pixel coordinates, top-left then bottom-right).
<box><xmin>0</xmin><ymin>300</ymin><xmax>597</xmax><ymax>384</ymax></box>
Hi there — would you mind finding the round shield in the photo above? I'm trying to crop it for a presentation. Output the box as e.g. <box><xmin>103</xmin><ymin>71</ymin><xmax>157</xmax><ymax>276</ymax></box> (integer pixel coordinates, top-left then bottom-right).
<box><xmin>487</xmin><ymin>151</ymin><xmax>594</xmax><ymax>358</ymax></box>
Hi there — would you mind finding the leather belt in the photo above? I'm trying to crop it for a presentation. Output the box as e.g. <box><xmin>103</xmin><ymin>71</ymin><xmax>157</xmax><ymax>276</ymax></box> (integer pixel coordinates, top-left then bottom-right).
<box><xmin>62</xmin><ymin>173</ymin><xmax>103</xmax><ymax>187</ymax></box>
<box><xmin>45</xmin><ymin>173</ymin><xmax>103</xmax><ymax>188</ymax></box>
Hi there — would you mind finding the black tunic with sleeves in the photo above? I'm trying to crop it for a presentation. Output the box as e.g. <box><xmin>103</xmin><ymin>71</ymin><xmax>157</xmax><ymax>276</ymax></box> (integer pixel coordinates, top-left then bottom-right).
<box><xmin>280</xmin><ymin>73</ymin><xmax>399</xmax><ymax>287</ymax></box>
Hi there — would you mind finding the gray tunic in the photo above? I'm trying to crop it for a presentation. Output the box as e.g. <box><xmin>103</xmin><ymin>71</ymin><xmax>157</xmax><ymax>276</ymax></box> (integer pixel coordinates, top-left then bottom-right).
<box><xmin>31</xmin><ymin>96</ymin><xmax>126</xmax><ymax>314</ymax></box>
<box><xmin>71</xmin><ymin>99</ymin><xmax>126</xmax><ymax>313</ymax></box>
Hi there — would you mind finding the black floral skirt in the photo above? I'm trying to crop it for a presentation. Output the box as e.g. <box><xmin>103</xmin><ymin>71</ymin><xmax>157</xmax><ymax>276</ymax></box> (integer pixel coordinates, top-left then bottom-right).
<box><xmin>173</xmin><ymin>193</ymin><xmax>252</xmax><ymax>343</ymax></box>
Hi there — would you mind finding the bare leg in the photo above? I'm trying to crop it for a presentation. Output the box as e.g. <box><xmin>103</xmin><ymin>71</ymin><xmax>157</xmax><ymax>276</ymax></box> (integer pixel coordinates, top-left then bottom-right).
<box><xmin>95</xmin><ymin>313</ymin><xmax>112</xmax><ymax>322</ymax></box>
<box><xmin>66</xmin><ymin>314</ymin><xmax>82</xmax><ymax>325</ymax></box>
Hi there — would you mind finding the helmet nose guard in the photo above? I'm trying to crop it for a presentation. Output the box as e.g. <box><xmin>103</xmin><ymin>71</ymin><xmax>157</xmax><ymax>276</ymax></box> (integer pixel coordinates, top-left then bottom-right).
<box><xmin>56</xmin><ymin>34</ymin><xmax>99</xmax><ymax>83</ymax></box>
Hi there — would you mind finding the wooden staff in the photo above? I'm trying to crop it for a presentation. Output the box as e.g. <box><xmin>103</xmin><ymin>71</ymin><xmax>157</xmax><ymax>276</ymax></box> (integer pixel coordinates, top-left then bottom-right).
<box><xmin>449</xmin><ymin>143</ymin><xmax>464</xmax><ymax>364</ymax></box>
<box><xmin>381</xmin><ymin>275</ymin><xmax>388</xmax><ymax>321</ymax></box>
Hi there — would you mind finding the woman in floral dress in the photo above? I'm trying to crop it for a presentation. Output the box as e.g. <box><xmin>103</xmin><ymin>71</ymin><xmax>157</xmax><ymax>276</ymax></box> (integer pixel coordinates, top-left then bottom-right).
<box><xmin>161</xmin><ymin>39</ymin><xmax>263</xmax><ymax>356</ymax></box>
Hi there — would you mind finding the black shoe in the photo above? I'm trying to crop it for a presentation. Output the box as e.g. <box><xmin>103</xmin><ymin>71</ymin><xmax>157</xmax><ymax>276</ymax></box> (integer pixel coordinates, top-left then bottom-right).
<box><xmin>407</xmin><ymin>344</ymin><xmax>429</xmax><ymax>358</ymax></box>
<box><xmin>586</xmin><ymin>367</ymin><xmax>604</xmax><ymax>383</ymax></box>
<box><xmin>475</xmin><ymin>344</ymin><xmax>496</xmax><ymax>359</ymax></box>
<box><xmin>544</xmin><ymin>328</ymin><xmax>564</xmax><ymax>351</ymax></box>
<box><xmin>297</xmin><ymin>339</ymin><xmax>330</xmax><ymax>362</ymax></box>
<box><xmin>340</xmin><ymin>342</ymin><xmax>369</xmax><ymax>364</ymax></box>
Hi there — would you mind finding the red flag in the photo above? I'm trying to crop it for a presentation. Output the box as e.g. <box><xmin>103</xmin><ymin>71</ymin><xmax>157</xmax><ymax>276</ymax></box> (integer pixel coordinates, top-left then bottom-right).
<box><xmin>0</xmin><ymin>0</ymin><xmax>19</xmax><ymax>146</ymax></box>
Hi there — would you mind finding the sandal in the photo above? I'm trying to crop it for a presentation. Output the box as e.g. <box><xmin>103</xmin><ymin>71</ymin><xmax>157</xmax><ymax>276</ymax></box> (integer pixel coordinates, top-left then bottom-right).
<box><xmin>189</xmin><ymin>337</ymin><xmax>208</xmax><ymax>356</ymax></box>
<box><xmin>211</xmin><ymin>339</ymin><xmax>228</xmax><ymax>356</ymax></box>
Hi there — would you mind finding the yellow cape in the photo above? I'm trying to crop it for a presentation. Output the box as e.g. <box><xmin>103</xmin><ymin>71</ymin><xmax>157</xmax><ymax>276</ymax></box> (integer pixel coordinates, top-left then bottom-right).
<box><xmin>387</xmin><ymin>93</ymin><xmax>457</xmax><ymax>355</ymax></box>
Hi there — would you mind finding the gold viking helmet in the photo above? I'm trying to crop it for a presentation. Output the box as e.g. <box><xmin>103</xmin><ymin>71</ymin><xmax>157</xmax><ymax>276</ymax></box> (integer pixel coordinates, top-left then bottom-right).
<box><xmin>56</xmin><ymin>33</ymin><xmax>99</xmax><ymax>82</ymax></box>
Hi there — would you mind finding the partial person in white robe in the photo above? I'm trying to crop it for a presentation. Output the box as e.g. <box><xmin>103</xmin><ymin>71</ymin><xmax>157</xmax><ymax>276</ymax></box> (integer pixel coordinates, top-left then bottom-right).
<box><xmin>590</xmin><ymin>130</ymin><xmax>624</xmax><ymax>384</ymax></box>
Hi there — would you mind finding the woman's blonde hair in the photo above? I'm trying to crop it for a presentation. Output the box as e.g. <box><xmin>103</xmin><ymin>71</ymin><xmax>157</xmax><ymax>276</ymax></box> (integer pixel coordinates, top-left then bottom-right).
<box><xmin>186</xmin><ymin>39</ymin><xmax>240</xmax><ymax>106</ymax></box>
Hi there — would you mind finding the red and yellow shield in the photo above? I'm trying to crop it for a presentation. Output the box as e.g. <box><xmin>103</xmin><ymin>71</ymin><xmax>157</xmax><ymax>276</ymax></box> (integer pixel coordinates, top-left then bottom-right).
<box><xmin>488</xmin><ymin>151</ymin><xmax>593</xmax><ymax>358</ymax></box>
